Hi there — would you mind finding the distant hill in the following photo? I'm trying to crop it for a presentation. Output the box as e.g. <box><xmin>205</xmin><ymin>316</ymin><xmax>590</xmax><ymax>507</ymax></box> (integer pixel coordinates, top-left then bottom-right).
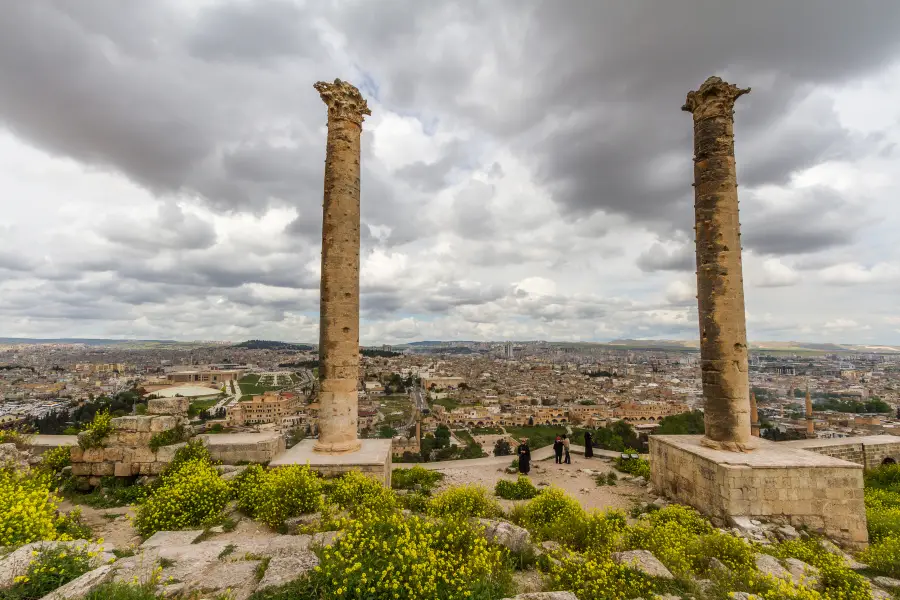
<box><xmin>0</xmin><ymin>338</ymin><xmax>182</xmax><ymax>347</ymax></box>
<box><xmin>600</xmin><ymin>339</ymin><xmax>900</xmax><ymax>354</ymax></box>
<box><xmin>231</xmin><ymin>340</ymin><xmax>314</xmax><ymax>351</ymax></box>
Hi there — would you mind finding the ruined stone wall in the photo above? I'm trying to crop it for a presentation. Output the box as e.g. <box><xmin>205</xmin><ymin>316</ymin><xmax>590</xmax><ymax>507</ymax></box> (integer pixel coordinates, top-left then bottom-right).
<box><xmin>791</xmin><ymin>443</ymin><xmax>866</xmax><ymax>467</ymax></box>
<box><xmin>863</xmin><ymin>441</ymin><xmax>900</xmax><ymax>468</ymax></box>
<box><xmin>651</xmin><ymin>436</ymin><xmax>868</xmax><ymax>549</ymax></box>
<box><xmin>70</xmin><ymin>398</ymin><xmax>192</xmax><ymax>485</ymax></box>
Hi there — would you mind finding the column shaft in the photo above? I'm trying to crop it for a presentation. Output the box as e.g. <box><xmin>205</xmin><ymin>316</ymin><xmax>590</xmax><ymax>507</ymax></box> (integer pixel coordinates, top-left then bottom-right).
<box><xmin>683</xmin><ymin>77</ymin><xmax>753</xmax><ymax>452</ymax></box>
<box><xmin>314</xmin><ymin>79</ymin><xmax>370</xmax><ymax>455</ymax></box>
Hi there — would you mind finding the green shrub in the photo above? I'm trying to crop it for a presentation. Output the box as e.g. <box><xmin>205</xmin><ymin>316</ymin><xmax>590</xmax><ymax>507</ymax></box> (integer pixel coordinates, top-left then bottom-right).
<box><xmin>37</xmin><ymin>446</ymin><xmax>71</xmax><ymax>475</ymax></box>
<box><xmin>134</xmin><ymin>458</ymin><xmax>230</xmax><ymax>537</ymax></box>
<box><xmin>615</xmin><ymin>449</ymin><xmax>651</xmax><ymax>479</ymax></box>
<box><xmin>0</xmin><ymin>429</ymin><xmax>31</xmax><ymax>449</ymax></box>
<box><xmin>55</xmin><ymin>508</ymin><xmax>93</xmax><ymax>541</ymax></box>
<box><xmin>76</xmin><ymin>477</ymin><xmax>150</xmax><ymax>509</ymax></box>
<box><xmin>494</xmin><ymin>476</ymin><xmax>540</xmax><ymax>500</ymax></box>
<box><xmin>82</xmin><ymin>582</ymin><xmax>161</xmax><ymax>600</ymax></box>
<box><xmin>865</xmin><ymin>463</ymin><xmax>900</xmax><ymax>491</ymax></box>
<box><xmin>4</xmin><ymin>543</ymin><xmax>97</xmax><ymax>599</ymax></box>
<box><xmin>397</xmin><ymin>490</ymin><xmax>431</xmax><ymax>513</ymax></box>
<box><xmin>230</xmin><ymin>464</ymin><xmax>322</xmax><ymax>528</ymax></box>
<box><xmin>0</xmin><ymin>467</ymin><xmax>67</xmax><ymax>547</ymax></box>
<box><xmin>147</xmin><ymin>424</ymin><xmax>190</xmax><ymax>452</ymax></box>
<box><xmin>764</xmin><ymin>538</ymin><xmax>872</xmax><ymax>599</ymax></box>
<box><xmin>327</xmin><ymin>470</ymin><xmax>396</xmax><ymax>514</ymax></box>
<box><xmin>231</xmin><ymin>463</ymin><xmax>268</xmax><ymax>517</ymax></box>
<box><xmin>518</xmin><ymin>487</ymin><xmax>584</xmax><ymax>532</ymax></box>
<box><xmin>595</xmin><ymin>471</ymin><xmax>618</xmax><ymax>486</ymax></box>
<box><xmin>862</xmin><ymin>535</ymin><xmax>900</xmax><ymax>577</ymax></box>
<box><xmin>162</xmin><ymin>440</ymin><xmax>214</xmax><ymax>476</ymax></box>
<box><xmin>296</xmin><ymin>512</ymin><xmax>508</xmax><ymax>600</ymax></box>
<box><xmin>547</xmin><ymin>553</ymin><xmax>653</xmax><ymax>600</ymax></box>
<box><xmin>78</xmin><ymin>410</ymin><xmax>113</xmax><ymax>450</ymax></box>
<box><xmin>428</xmin><ymin>484</ymin><xmax>502</xmax><ymax>519</ymax></box>
<box><xmin>391</xmin><ymin>465</ymin><xmax>443</xmax><ymax>493</ymax></box>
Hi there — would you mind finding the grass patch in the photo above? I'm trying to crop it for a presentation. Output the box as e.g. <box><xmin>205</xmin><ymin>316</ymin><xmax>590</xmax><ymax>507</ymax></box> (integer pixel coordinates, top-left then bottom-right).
<box><xmin>504</xmin><ymin>425</ymin><xmax>568</xmax><ymax>449</ymax></box>
<box><xmin>218</xmin><ymin>543</ymin><xmax>237</xmax><ymax>559</ymax></box>
<box><xmin>470</xmin><ymin>426</ymin><xmax>504</xmax><ymax>435</ymax></box>
<box><xmin>254</xmin><ymin>557</ymin><xmax>272</xmax><ymax>582</ymax></box>
<box><xmin>430</xmin><ymin>397</ymin><xmax>460</xmax><ymax>411</ymax></box>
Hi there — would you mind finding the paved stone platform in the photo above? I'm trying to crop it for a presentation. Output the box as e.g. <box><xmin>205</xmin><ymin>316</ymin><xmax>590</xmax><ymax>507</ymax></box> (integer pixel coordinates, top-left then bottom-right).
<box><xmin>651</xmin><ymin>435</ymin><xmax>868</xmax><ymax>549</ymax></box>
<box><xmin>782</xmin><ymin>435</ymin><xmax>900</xmax><ymax>469</ymax></box>
<box><xmin>270</xmin><ymin>439</ymin><xmax>392</xmax><ymax>486</ymax></box>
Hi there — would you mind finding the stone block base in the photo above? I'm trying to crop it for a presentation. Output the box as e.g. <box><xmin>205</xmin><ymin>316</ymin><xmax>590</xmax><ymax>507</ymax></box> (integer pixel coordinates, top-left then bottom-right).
<box><xmin>269</xmin><ymin>439</ymin><xmax>392</xmax><ymax>486</ymax></box>
<box><xmin>650</xmin><ymin>435</ymin><xmax>868</xmax><ymax>549</ymax></box>
<box><xmin>198</xmin><ymin>432</ymin><xmax>286</xmax><ymax>464</ymax></box>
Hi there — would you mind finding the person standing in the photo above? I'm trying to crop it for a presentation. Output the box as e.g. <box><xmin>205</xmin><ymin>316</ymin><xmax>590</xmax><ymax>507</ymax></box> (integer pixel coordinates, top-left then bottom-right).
<box><xmin>584</xmin><ymin>431</ymin><xmax>594</xmax><ymax>459</ymax></box>
<box><xmin>562</xmin><ymin>434</ymin><xmax>571</xmax><ymax>464</ymax></box>
<box><xmin>517</xmin><ymin>438</ymin><xmax>531</xmax><ymax>475</ymax></box>
<box><xmin>553</xmin><ymin>435</ymin><xmax>563</xmax><ymax>464</ymax></box>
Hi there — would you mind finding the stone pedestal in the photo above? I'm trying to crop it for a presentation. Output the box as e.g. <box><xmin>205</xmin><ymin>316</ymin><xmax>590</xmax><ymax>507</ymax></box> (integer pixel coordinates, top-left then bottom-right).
<box><xmin>269</xmin><ymin>438</ymin><xmax>392</xmax><ymax>486</ymax></box>
<box><xmin>650</xmin><ymin>435</ymin><xmax>868</xmax><ymax>549</ymax></box>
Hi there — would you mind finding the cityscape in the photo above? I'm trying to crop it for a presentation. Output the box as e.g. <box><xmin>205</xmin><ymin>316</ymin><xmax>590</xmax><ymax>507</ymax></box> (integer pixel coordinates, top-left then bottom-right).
<box><xmin>3</xmin><ymin>338</ymin><xmax>899</xmax><ymax>464</ymax></box>
<box><xmin>2</xmin><ymin>2</ymin><xmax>900</xmax><ymax>600</ymax></box>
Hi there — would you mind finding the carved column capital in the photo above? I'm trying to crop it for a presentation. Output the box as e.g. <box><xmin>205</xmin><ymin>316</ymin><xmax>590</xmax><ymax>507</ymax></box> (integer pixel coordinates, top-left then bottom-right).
<box><xmin>682</xmin><ymin>76</ymin><xmax>750</xmax><ymax>118</ymax></box>
<box><xmin>314</xmin><ymin>78</ymin><xmax>371</xmax><ymax>126</ymax></box>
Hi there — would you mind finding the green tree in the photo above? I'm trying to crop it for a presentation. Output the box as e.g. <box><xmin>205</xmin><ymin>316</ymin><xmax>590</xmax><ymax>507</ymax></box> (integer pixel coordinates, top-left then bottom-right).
<box><xmin>493</xmin><ymin>439</ymin><xmax>512</xmax><ymax>456</ymax></box>
<box><xmin>656</xmin><ymin>410</ymin><xmax>705</xmax><ymax>435</ymax></box>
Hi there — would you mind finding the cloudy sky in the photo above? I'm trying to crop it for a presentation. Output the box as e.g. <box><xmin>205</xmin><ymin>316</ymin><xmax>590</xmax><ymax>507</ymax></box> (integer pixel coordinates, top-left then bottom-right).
<box><xmin>1</xmin><ymin>1</ymin><xmax>900</xmax><ymax>344</ymax></box>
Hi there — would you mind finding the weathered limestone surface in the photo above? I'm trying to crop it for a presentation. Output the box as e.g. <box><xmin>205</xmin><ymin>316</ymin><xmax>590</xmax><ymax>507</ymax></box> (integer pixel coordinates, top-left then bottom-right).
<box><xmin>750</xmin><ymin>391</ymin><xmax>760</xmax><ymax>438</ymax></box>
<box><xmin>682</xmin><ymin>76</ymin><xmax>752</xmax><ymax>452</ymax></box>
<box><xmin>782</xmin><ymin>435</ymin><xmax>900</xmax><ymax>469</ymax></box>
<box><xmin>314</xmin><ymin>79</ymin><xmax>370</xmax><ymax>455</ymax></box>
<box><xmin>270</xmin><ymin>438</ymin><xmax>392</xmax><ymax>486</ymax></box>
<box><xmin>650</xmin><ymin>435</ymin><xmax>869</xmax><ymax>549</ymax></box>
<box><xmin>611</xmin><ymin>549</ymin><xmax>674</xmax><ymax>579</ymax></box>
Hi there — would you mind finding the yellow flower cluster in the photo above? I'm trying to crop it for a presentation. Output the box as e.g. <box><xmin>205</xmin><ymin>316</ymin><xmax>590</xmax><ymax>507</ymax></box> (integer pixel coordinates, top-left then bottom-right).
<box><xmin>8</xmin><ymin>543</ymin><xmax>97</xmax><ymax>598</ymax></box>
<box><xmin>312</xmin><ymin>511</ymin><xmax>504</xmax><ymax>599</ymax></box>
<box><xmin>518</xmin><ymin>486</ymin><xmax>584</xmax><ymax>532</ymax></box>
<box><xmin>134</xmin><ymin>458</ymin><xmax>230</xmax><ymax>536</ymax></box>
<box><xmin>427</xmin><ymin>484</ymin><xmax>502</xmax><ymax>519</ymax></box>
<box><xmin>548</xmin><ymin>552</ymin><xmax>653</xmax><ymax>600</ymax></box>
<box><xmin>39</xmin><ymin>445</ymin><xmax>72</xmax><ymax>474</ymax></box>
<box><xmin>231</xmin><ymin>463</ymin><xmax>322</xmax><ymax>528</ymax></box>
<box><xmin>78</xmin><ymin>409</ymin><xmax>113</xmax><ymax>450</ymax></box>
<box><xmin>0</xmin><ymin>467</ymin><xmax>62</xmax><ymax>546</ymax></box>
<box><xmin>327</xmin><ymin>470</ymin><xmax>396</xmax><ymax>515</ymax></box>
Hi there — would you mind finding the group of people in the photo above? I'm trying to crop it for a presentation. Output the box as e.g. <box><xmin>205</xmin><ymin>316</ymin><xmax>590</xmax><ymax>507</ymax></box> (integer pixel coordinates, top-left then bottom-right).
<box><xmin>515</xmin><ymin>430</ymin><xmax>596</xmax><ymax>475</ymax></box>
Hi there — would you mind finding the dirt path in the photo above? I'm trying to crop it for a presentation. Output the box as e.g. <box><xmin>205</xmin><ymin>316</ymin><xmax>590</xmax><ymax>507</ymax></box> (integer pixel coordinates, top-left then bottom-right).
<box><xmin>433</xmin><ymin>454</ymin><xmax>647</xmax><ymax>512</ymax></box>
<box><xmin>59</xmin><ymin>500</ymin><xmax>141</xmax><ymax>550</ymax></box>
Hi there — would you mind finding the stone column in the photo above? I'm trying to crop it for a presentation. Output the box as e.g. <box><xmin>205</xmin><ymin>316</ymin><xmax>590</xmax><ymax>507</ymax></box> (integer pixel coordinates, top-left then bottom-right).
<box><xmin>750</xmin><ymin>391</ymin><xmax>760</xmax><ymax>437</ymax></box>
<box><xmin>313</xmin><ymin>79</ymin><xmax>370</xmax><ymax>455</ymax></box>
<box><xmin>682</xmin><ymin>76</ymin><xmax>753</xmax><ymax>452</ymax></box>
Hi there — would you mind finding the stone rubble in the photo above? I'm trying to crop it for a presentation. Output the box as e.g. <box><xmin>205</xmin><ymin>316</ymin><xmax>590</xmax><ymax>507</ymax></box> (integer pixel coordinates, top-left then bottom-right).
<box><xmin>611</xmin><ymin>550</ymin><xmax>674</xmax><ymax>579</ymax></box>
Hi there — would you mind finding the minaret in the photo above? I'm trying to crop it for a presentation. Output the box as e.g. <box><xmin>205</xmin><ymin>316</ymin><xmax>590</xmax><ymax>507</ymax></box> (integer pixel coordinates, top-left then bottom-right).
<box><xmin>313</xmin><ymin>79</ymin><xmax>370</xmax><ymax>455</ymax></box>
<box><xmin>750</xmin><ymin>391</ymin><xmax>760</xmax><ymax>437</ymax></box>
<box><xmin>805</xmin><ymin>383</ymin><xmax>815</xmax><ymax>438</ymax></box>
<box><xmin>682</xmin><ymin>76</ymin><xmax>753</xmax><ymax>452</ymax></box>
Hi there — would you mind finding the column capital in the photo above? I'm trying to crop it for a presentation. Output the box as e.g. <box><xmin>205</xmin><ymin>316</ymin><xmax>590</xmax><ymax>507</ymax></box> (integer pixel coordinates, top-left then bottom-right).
<box><xmin>314</xmin><ymin>78</ymin><xmax>371</xmax><ymax>126</ymax></box>
<box><xmin>682</xmin><ymin>76</ymin><xmax>750</xmax><ymax>117</ymax></box>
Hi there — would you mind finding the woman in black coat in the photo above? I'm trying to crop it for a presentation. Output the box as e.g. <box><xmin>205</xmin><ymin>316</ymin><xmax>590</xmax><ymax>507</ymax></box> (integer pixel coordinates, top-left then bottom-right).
<box><xmin>584</xmin><ymin>431</ymin><xmax>594</xmax><ymax>458</ymax></box>
<box><xmin>517</xmin><ymin>439</ymin><xmax>531</xmax><ymax>475</ymax></box>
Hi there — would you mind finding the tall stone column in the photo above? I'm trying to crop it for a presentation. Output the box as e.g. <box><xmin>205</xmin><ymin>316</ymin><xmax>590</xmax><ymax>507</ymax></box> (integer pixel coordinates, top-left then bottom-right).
<box><xmin>682</xmin><ymin>76</ymin><xmax>753</xmax><ymax>452</ymax></box>
<box><xmin>750</xmin><ymin>391</ymin><xmax>760</xmax><ymax>437</ymax></box>
<box><xmin>313</xmin><ymin>79</ymin><xmax>370</xmax><ymax>455</ymax></box>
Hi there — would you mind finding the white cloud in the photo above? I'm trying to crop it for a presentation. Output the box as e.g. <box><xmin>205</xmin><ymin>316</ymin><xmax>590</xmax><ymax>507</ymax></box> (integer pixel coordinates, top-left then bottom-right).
<box><xmin>758</xmin><ymin>259</ymin><xmax>800</xmax><ymax>288</ymax></box>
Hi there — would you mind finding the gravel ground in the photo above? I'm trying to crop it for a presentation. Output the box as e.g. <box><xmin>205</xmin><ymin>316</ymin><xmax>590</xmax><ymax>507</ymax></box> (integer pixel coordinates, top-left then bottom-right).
<box><xmin>432</xmin><ymin>454</ymin><xmax>648</xmax><ymax>512</ymax></box>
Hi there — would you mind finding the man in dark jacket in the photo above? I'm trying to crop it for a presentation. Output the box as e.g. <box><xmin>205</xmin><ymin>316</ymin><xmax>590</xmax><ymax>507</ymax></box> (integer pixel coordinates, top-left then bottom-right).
<box><xmin>517</xmin><ymin>438</ymin><xmax>531</xmax><ymax>475</ymax></box>
<box><xmin>553</xmin><ymin>435</ymin><xmax>563</xmax><ymax>464</ymax></box>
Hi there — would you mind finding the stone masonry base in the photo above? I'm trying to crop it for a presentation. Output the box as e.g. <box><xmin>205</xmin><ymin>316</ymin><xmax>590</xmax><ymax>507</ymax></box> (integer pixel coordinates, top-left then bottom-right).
<box><xmin>269</xmin><ymin>438</ymin><xmax>392</xmax><ymax>487</ymax></box>
<box><xmin>650</xmin><ymin>435</ymin><xmax>868</xmax><ymax>549</ymax></box>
